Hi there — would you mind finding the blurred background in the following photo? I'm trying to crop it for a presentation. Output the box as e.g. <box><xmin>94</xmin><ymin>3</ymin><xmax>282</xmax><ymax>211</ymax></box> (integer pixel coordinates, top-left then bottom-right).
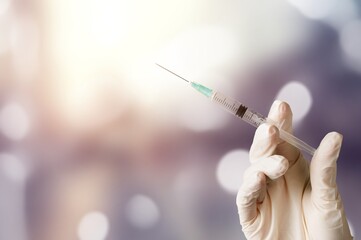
<box><xmin>0</xmin><ymin>0</ymin><xmax>360</xmax><ymax>239</ymax></box>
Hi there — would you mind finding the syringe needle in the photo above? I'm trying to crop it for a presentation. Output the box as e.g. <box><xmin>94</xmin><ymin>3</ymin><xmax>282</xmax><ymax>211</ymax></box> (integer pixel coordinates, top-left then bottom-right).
<box><xmin>155</xmin><ymin>63</ymin><xmax>190</xmax><ymax>83</ymax></box>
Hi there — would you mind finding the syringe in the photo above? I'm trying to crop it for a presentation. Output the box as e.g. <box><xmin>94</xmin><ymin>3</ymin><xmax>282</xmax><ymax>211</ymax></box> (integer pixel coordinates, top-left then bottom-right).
<box><xmin>156</xmin><ymin>64</ymin><xmax>316</xmax><ymax>156</ymax></box>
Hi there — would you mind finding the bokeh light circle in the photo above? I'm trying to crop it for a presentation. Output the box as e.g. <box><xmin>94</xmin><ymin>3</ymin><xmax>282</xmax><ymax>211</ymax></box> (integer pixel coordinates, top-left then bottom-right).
<box><xmin>0</xmin><ymin>102</ymin><xmax>30</xmax><ymax>140</ymax></box>
<box><xmin>275</xmin><ymin>81</ymin><xmax>312</xmax><ymax>123</ymax></box>
<box><xmin>216</xmin><ymin>149</ymin><xmax>250</xmax><ymax>194</ymax></box>
<box><xmin>0</xmin><ymin>153</ymin><xmax>27</xmax><ymax>182</ymax></box>
<box><xmin>286</xmin><ymin>0</ymin><xmax>337</xmax><ymax>19</ymax></box>
<box><xmin>77</xmin><ymin>211</ymin><xmax>109</xmax><ymax>240</ymax></box>
<box><xmin>125</xmin><ymin>194</ymin><xmax>160</xmax><ymax>229</ymax></box>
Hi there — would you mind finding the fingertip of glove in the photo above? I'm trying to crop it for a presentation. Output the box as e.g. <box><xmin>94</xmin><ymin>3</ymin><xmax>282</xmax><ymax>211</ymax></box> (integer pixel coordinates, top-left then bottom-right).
<box><xmin>326</xmin><ymin>131</ymin><xmax>343</xmax><ymax>140</ymax></box>
<box><xmin>270</xmin><ymin>100</ymin><xmax>282</xmax><ymax>114</ymax></box>
<box><xmin>323</xmin><ymin>132</ymin><xmax>343</xmax><ymax>149</ymax></box>
<box><xmin>269</xmin><ymin>100</ymin><xmax>293</xmax><ymax>126</ymax></box>
<box><xmin>314</xmin><ymin>132</ymin><xmax>343</xmax><ymax>160</ymax></box>
<box><xmin>270</xmin><ymin>100</ymin><xmax>291</xmax><ymax>113</ymax></box>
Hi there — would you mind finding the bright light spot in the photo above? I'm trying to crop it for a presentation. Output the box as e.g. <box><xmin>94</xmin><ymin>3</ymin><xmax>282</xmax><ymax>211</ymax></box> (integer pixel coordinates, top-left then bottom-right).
<box><xmin>126</xmin><ymin>194</ymin><xmax>160</xmax><ymax>229</ymax></box>
<box><xmin>275</xmin><ymin>81</ymin><xmax>312</xmax><ymax>123</ymax></box>
<box><xmin>216</xmin><ymin>149</ymin><xmax>250</xmax><ymax>194</ymax></box>
<box><xmin>0</xmin><ymin>153</ymin><xmax>27</xmax><ymax>182</ymax></box>
<box><xmin>158</xmin><ymin>26</ymin><xmax>242</xmax><ymax>77</ymax></box>
<box><xmin>323</xmin><ymin>0</ymin><xmax>358</xmax><ymax>30</ymax></box>
<box><xmin>287</xmin><ymin>0</ymin><xmax>337</xmax><ymax>19</ymax></box>
<box><xmin>340</xmin><ymin>20</ymin><xmax>361</xmax><ymax>74</ymax></box>
<box><xmin>78</xmin><ymin>211</ymin><xmax>109</xmax><ymax>240</ymax></box>
<box><xmin>87</xmin><ymin>0</ymin><xmax>132</xmax><ymax>47</ymax></box>
<box><xmin>0</xmin><ymin>102</ymin><xmax>30</xmax><ymax>140</ymax></box>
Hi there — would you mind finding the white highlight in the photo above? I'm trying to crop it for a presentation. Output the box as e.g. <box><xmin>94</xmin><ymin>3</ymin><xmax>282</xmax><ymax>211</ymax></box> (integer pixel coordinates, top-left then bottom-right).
<box><xmin>323</xmin><ymin>0</ymin><xmax>358</xmax><ymax>30</ymax></box>
<box><xmin>0</xmin><ymin>102</ymin><xmax>30</xmax><ymax>140</ymax></box>
<box><xmin>88</xmin><ymin>0</ymin><xmax>131</xmax><ymax>47</ymax></box>
<box><xmin>77</xmin><ymin>211</ymin><xmax>109</xmax><ymax>240</ymax></box>
<box><xmin>348</xmin><ymin>219</ymin><xmax>355</xmax><ymax>238</ymax></box>
<box><xmin>216</xmin><ymin>149</ymin><xmax>250</xmax><ymax>194</ymax></box>
<box><xmin>287</xmin><ymin>0</ymin><xmax>337</xmax><ymax>19</ymax></box>
<box><xmin>275</xmin><ymin>81</ymin><xmax>312</xmax><ymax>123</ymax></box>
<box><xmin>0</xmin><ymin>153</ymin><xmax>27</xmax><ymax>182</ymax></box>
<box><xmin>126</xmin><ymin>194</ymin><xmax>160</xmax><ymax>229</ymax></box>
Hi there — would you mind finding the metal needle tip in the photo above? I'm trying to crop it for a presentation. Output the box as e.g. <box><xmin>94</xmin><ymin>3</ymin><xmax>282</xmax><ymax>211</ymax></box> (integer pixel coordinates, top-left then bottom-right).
<box><xmin>155</xmin><ymin>63</ymin><xmax>190</xmax><ymax>83</ymax></box>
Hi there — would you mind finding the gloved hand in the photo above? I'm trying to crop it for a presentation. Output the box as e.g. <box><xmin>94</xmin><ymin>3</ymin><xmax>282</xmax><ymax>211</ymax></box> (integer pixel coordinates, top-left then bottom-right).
<box><xmin>236</xmin><ymin>100</ymin><xmax>353</xmax><ymax>240</ymax></box>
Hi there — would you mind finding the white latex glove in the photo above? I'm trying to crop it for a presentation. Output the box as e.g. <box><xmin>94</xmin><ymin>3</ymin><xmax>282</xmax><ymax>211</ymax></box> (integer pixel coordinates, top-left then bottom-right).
<box><xmin>236</xmin><ymin>100</ymin><xmax>353</xmax><ymax>240</ymax></box>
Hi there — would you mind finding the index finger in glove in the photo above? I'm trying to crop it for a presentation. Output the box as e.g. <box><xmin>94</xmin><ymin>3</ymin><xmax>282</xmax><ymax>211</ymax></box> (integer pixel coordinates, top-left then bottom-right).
<box><xmin>249</xmin><ymin>123</ymin><xmax>279</xmax><ymax>162</ymax></box>
<box><xmin>267</xmin><ymin>100</ymin><xmax>300</xmax><ymax>165</ymax></box>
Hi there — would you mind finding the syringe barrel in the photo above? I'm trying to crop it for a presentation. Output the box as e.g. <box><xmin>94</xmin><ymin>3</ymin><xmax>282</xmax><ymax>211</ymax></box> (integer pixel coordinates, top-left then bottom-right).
<box><xmin>278</xmin><ymin>128</ymin><xmax>316</xmax><ymax>156</ymax></box>
<box><xmin>242</xmin><ymin>108</ymin><xmax>267</xmax><ymax>128</ymax></box>
<box><xmin>211</xmin><ymin>91</ymin><xmax>315</xmax><ymax>156</ymax></box>
<box><xmin>211</xmin><ymin>91</ymin><xmax>267</xmax><ymax>127</ymax></box>
<box><xmin>211</xmin><ymin>91</ymin><xmax>241</xmax><ymax>115</ymax></box>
